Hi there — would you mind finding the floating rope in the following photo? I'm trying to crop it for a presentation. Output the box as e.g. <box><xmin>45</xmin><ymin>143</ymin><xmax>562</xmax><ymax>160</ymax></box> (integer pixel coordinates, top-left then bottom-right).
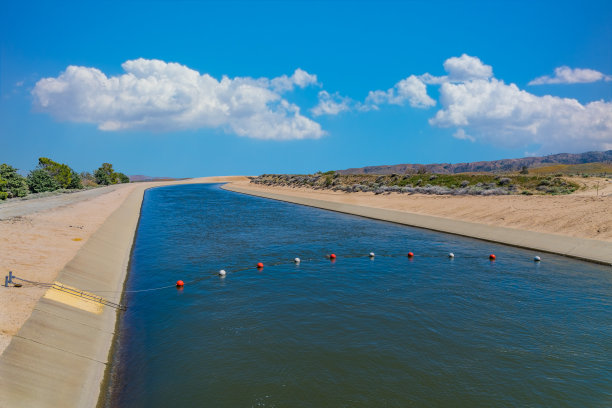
<box><xmin>4</xmin><ymin>251</ymin><xmax>518</xmax><ymax>305</ymax></box>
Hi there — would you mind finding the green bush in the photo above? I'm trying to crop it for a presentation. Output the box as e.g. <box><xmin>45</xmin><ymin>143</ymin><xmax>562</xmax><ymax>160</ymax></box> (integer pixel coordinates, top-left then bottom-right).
<box><xmin>94</xmin><ymin>163</ymin><xmax>116</xmax><ymax>185</ymax></box>
<box><xmin>27</xmin><ymin>168</ymin><xmax>60</xmax><ymax>193</ymax></box>
<box><xmin>94</xmin><ymin>163</ymin><xmax>130</xmax><ymax>185</ymax></box>
<box><xmin>68</xmin><ymin>170</ymin><xmax>83</xmax><ymax>189</ymax></box>
<box><xmin>37</xmin><ymin>157</ymin><xmax>82</xmax><ymax>189</ymax></box>
<box><xmin>116</xmin><ymin>172</ymin><xmax>130</xmax><ymax>184</ymax></box>
<box><xmin>0</xmin><ymin>164</ymin><xmax>29</xmax><ymax>198</ymax></box>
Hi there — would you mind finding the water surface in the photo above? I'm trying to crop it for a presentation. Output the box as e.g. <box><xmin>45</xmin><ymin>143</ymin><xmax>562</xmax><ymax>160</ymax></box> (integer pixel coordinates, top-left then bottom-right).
<box><xmin>107</xmin><ymin>184</ymin><xmax>612</xmax><ymax>407</ymax></box>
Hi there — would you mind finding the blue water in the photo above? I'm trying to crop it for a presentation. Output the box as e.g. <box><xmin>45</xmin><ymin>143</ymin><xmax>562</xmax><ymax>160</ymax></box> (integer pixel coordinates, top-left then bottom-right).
<box><xmin>106</xmin><ymin>184</ymin><xmax>612</xmax><ymax>407</ymax></box>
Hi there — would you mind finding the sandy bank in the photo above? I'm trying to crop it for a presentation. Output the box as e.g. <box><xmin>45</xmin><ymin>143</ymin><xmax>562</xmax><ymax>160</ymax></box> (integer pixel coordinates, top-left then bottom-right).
<box><xmin>222</xmin><ymin>180</ymin><xmax>612</xmax><ymax>265</ymax></box>
<box><xmin>0</xmin><ymin>176</ymin><xmax>246</xmax><ymax>407</ymax></box>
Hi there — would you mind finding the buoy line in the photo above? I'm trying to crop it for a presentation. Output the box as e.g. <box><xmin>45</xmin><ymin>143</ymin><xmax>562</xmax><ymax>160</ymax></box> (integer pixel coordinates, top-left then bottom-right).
<box><xmin>5</xmin><ymin>252</ymin><xmax>543</xmax><ymax>298</ymax></box>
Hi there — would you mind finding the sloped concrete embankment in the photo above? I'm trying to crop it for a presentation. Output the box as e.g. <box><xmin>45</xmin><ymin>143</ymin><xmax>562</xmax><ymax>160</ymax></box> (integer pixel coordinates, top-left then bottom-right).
<box><xmin>0</xmin><ymin>185</ymin><xmax>147</xmax><ymax>407</ymax></box>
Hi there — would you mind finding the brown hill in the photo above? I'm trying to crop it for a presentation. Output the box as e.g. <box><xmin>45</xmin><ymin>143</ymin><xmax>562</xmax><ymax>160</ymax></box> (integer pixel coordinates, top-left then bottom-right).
<box><xmin>337</xmin><ymin>150</ymin><xmax>612</xmax><ymax>175</ymax></box>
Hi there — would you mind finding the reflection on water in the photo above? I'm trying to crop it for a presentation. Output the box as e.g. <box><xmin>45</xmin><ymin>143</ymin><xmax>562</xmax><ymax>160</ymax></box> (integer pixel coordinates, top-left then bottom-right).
<box><xmin>106</xmin><ymin>184</ymin><xmax>612</xmax><ymax>407</ymax></box>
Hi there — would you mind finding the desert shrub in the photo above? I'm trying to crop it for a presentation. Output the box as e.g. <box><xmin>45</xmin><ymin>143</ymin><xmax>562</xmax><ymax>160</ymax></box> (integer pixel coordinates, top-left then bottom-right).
<box><xmin>68</xmin><ymin>170</ymin><xmax>83</xmax><ymax>189</ymax></box>
<box><xmin>0</xmin><ymin>164</ymin><xmax>29</xmax><ymax>198</ymax></box>
<box><xmin>481</xmin><ymin>188</ymin><xmax>509</xmax><ymax>195</ymax></box>
<box><xmin>80</xmin><ymin>171</ymin><xmax>98</xmax><ymax>187</ymax></box>
<box><xmin>27</xmin><ymin>168</ymin><xmax>60</xmax><ymax>193</ymax></box>
<box><xmin>0</xmin><ymin>191</ymin><xmax>8</xmax><ymax>200</ymax></box>
<box><xmin>498</xmin><ymin>177</ymin><xmax>511</xmax><ymax>185</ymax></box>
<box><xmin>460</xmin><ymin>180</ymin><xmax>469</xmax><ymax>187</ymax></box>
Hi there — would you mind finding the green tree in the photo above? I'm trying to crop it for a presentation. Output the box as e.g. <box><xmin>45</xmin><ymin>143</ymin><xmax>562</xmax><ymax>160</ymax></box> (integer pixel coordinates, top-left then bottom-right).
<box><xmin>94</xmin><ymin>163</ymin><xmax>116</xmax><ymax>185</ymax></box>
<box><xmin>0</xmin><ymin>164</ymin><xmax>29</xmax><ymax>198</ymax></box>
<box><xmin>0</xmin><ymin>177</ymin><xmax>8</xmax><ymax>200</ymax></box>
<box><xmin>94</xmin><ymin>163</ymin><xmax>131</xmax><ymax>185</ymax></box>
<box><xmin>68</xmin><ymin>170</ymin><xmax>83</xmax><ymax>189</ymax></box>
<box><xmin>116</xmin><ymin>172</ymin><xmax>130</xmax><ymax>184</ymax></box>
<box><xmin>27</xmin><ymin>168</ymin><xmax>60</xmax><ymax>193</ymax></box>
<box><xmin>520</xmin><ymin>165</ymin><xmax>529</xmax><ymax>174</ymax></box>
<box><xmin>37</xmin><ymin>157</ymin><xmax>80</xmax><ymax>189</ymax></box>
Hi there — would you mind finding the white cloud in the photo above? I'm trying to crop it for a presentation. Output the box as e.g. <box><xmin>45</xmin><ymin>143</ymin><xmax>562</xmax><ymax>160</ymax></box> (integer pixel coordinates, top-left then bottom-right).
<box><xmin>443</xmin><ymin>54</ymin><xmax>493</xmax><ymax>81</ymax></box>
<box><xmin>418</xmin><ymin>73</ymin><xmax>448</xmax><ymax>85</ymax></box>
<box><xmin>529</xmin><ymin>66</ymin><xmax>612</xmax><ymax>85</ymax></box>
<box><xmin>430</xmin><ymin>77</ymin><xmax>612</xmax><ymax>152</ymax></box>
<box><xmin>311</xmin><ymin>91</ymin><xmax>351</xmax><ymax>116</ymax></box>
<box><xmin>453</xmin><ymin>128</ymin><xmax>475</xmax><ymax>142</ymax></box>
<box><xmin>365</xmin><ymin>75</ymin><xmax>435</xmax><ymax>109</ymax></box>
<box><xmin>269</xmin><ymin>68</ymin><xmax>320</xmax><ymax>92</ymax></box>
<box><xmin>32</xmin><ymin>59</ymin><xmax>324</xmax><ymax>140</ymax></box>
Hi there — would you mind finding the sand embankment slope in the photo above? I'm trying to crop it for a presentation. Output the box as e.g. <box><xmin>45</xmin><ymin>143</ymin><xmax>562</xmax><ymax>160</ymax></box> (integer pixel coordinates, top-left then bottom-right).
<box><xmin>0</xmin><ymin>183</ymin><xmax>142</xmax><ymax>356</ymax></box>
<box><xmin>0</xmin><ymin>176</ymin><xmax>245</xmax><ymax>408</ymax></box>
<box><xmin>223</xmin><ymin>180</ymin><xmax>612</xmax><ymax>265</ymax></box>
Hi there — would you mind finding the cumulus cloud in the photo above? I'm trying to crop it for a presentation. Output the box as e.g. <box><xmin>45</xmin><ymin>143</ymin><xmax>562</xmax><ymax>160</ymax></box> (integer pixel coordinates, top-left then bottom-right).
<box><xmin>443</xmin><ymin>54</ymin><xmax>493</xmax><ymax>81</ymax></box>
<box><xmin>529</xmin><ymin>66</ymin><xmax>612</xmax><ymax>85</ymax></box>
<box><xmin>32</xmin><ymin>59</ymin><xmax>324</xmax><ymax>140</ymax></box>
<box><xmin>269</xmin><ymin>68</ymin><xmax>319</xmax><ymax>92</ymax></box>
<box><xmin>365</xmin><ymin>75</ymin><xmax>435</xmax><ymax>109</ymax></box>
<box><xmin>430</xmin><ymin>76</ymin><xmax>612</xmax><ymax>152</ymax></box>
<box><xmin>416</xmin><ymin>54</ymin><xmax>493</xmax><ymax>85</ymax></box>
<box><xmin>311</xmin><ymin>91</ymin><xmax>351</xmax><ymax>116</ymax></box>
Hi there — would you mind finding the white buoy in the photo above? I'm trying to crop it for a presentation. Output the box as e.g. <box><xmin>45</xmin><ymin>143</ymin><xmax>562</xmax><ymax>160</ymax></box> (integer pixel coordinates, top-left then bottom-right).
<box><xmin>369</xmin><ymin>252</ymin><xmax>375</xmax><ymax>258</ymax></box>
<box><xmin>294</xmin><ymin>257</ymin><xmax>301</xmax><ymax>264</ymax></box>
<box><xmin>534</xmin><ymin>256</ymin><xmax>541</xmax><ymax>262</ymax></box>
<box><xmin>219</xmin><ymin>269</ymin><xmax>226</xmax><ymax>277</ymax></box>
<box><xmin>448</xmin><ymin>252</ymin><xmax>455</xmax><ymax>258</ymax></box>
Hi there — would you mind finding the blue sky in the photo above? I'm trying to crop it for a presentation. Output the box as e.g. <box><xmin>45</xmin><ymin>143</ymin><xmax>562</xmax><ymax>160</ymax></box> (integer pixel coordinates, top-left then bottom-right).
<box><xmin>1</xmin><ymin>0</ymin><xmax>611</xmax><ymax>177</ymax></box>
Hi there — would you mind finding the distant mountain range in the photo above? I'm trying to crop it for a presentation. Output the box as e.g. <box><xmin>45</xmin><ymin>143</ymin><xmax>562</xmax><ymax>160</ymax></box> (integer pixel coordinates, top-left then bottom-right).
<box><xmin>129</xmin><ymin>175</ymin><xmax>180</xmax><ymax>182</ymax></box>
<box><xmin>336</xmin><ymin>150</ymin><xmax>612</xmax><ymax>175</ymax></box>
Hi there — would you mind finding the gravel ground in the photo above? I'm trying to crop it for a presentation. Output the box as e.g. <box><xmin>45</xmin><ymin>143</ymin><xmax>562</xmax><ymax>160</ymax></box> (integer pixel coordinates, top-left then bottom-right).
<box><xmin>0</xmin><ymin>185</ymin><xmax>123</xmax><ymax>220</ymax></box>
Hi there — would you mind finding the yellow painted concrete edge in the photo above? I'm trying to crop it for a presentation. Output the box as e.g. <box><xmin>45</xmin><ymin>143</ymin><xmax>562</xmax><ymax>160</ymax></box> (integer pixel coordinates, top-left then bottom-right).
<box><xmin>43</xmin><ymin>282</ymin><xmax>105</xmax><ymax>315</ymax></box>
<box><xmin>222</xmin><ymin>183</ymin><xmax>612</xmax><ymax>266</ymax></box>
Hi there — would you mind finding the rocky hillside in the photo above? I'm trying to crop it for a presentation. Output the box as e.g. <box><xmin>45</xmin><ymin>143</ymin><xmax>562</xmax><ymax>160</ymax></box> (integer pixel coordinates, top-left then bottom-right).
<box><xmin>337</xmin><ymin>150</ymin><xmax>612</xmax><ymax>175</ymax></box>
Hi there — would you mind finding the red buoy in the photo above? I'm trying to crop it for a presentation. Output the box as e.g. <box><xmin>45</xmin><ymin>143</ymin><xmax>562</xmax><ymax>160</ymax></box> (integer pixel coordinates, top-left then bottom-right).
<box><xmin>256</xmin><ymin>262</ymin><xmax>264</xmax><ymax>268</ymax></box>
<box><xmin>176</xmin><ymin>280</ymin><xmax>184</xmax><ymax>287</ymax></box>
<box><xmin>489</xmin><ymin>254</ymin><xmax>496</xmax><ymax>260</ymax></box>
<box><xmin>407</xmin><ymin>252</ymin><xmax>414</xmax><ymax>258</ymax></box>
<box><xmin>330</xmin><ymin>254</ymin><xmax>336</xmax><ymax>260</ymax></box>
